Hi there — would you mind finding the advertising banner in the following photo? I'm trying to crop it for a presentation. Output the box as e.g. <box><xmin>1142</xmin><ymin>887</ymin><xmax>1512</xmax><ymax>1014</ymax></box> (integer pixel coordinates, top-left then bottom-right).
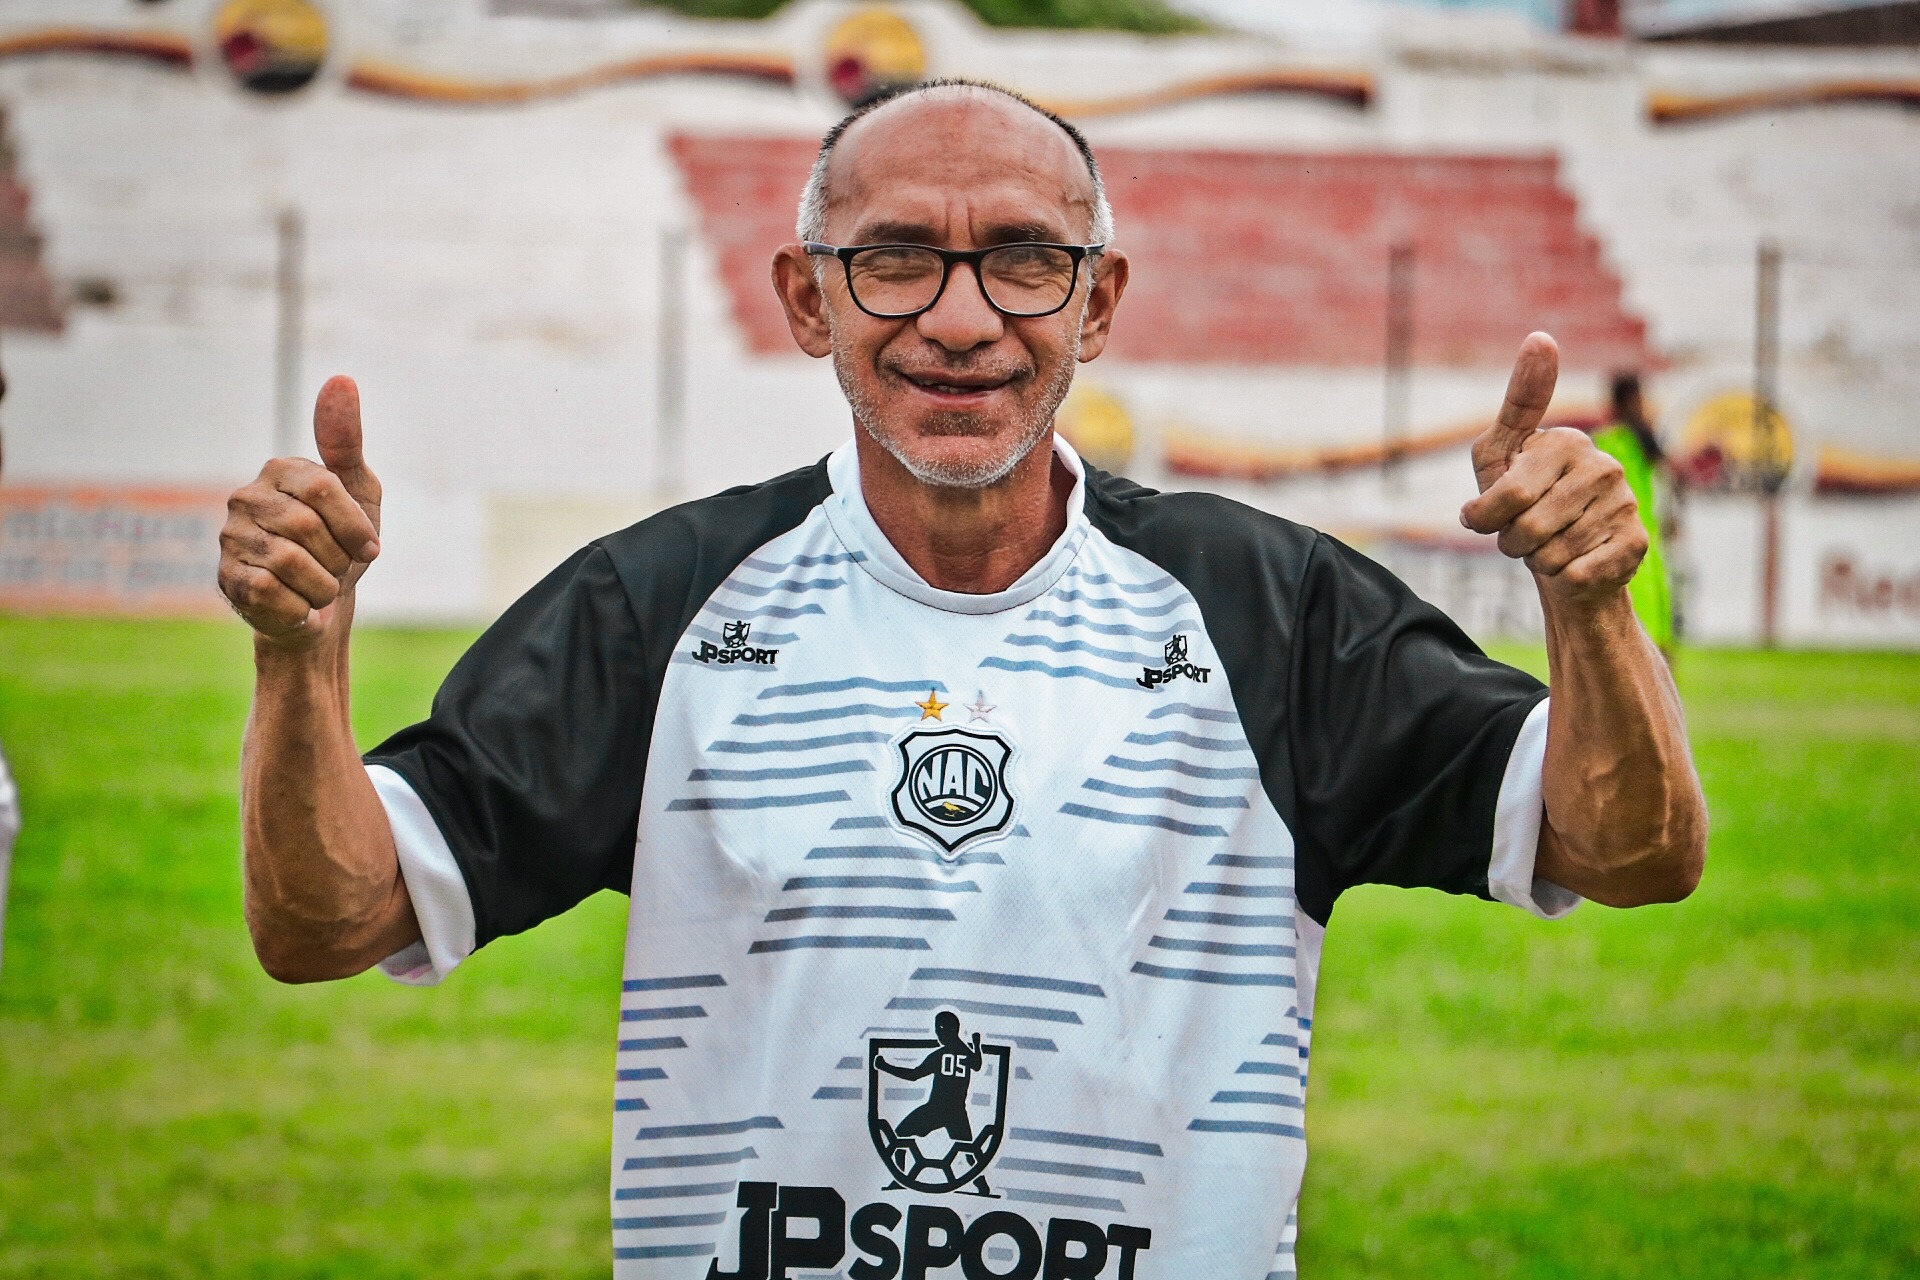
<box><xmin>0</xmin><ymin>487</ymin><xmax>228</xmax><ymax>616</ymax></box>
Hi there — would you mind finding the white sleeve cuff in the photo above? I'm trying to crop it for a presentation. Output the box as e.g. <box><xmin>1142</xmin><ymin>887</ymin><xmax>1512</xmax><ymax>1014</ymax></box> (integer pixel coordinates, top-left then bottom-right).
<box><xmin>1486</xmin><ymin>698</ymin><xmax>1581</xmax><ymax>921</ymax></box>
<box><xmin>368</xmin><ymin>763</ymin><xmax>477</xmax><ymax>985</ymax></box>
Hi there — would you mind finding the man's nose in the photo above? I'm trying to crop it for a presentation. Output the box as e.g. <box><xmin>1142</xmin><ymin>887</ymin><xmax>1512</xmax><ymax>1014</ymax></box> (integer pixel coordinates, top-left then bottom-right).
<box><xmin>915</xmin><ymin>262</ymin><xmax>1004</xmax><ymax>352</ymax></box>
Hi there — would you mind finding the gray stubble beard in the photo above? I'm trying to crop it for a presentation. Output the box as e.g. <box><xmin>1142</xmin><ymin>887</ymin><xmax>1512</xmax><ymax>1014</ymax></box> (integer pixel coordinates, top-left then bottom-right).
<box><xmin>831</xmin><ymin>304</ymin><xmax>1085</xmax><ymax>491</ymax></box>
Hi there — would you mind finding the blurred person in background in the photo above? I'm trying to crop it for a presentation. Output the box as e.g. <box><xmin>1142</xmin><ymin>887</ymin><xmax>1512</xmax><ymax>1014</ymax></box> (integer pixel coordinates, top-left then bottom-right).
<box><xmin>0</xmin><ymin>364</ymin><xmax>17</xmax><ymax>972</ymax></box>
<box><xmin>215</xmin><ymin>82</ymin><xmax>1705</xmax><ymax>1274</ymax></box>
<box><xmin>1592</xmin><ymin>371</ymin><xmax>1675</xmax><ymax>660</ymax></box>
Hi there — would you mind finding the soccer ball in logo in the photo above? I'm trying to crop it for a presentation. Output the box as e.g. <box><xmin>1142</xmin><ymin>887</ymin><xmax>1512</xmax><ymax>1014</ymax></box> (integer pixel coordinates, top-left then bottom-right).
<box><xmin>1165</xmin><ymin>634</ymin><xmax>1189</xmax><ymax>665</ymax></box>
<box><xmin>722</xmin><ymin>620</ymin><xmax>751</xmax><ymax>648</ymax></box>
<box><xmin>890</xmin><ymin>726</ymin><xmax>1014</xmax><ymax>854</ymax></box>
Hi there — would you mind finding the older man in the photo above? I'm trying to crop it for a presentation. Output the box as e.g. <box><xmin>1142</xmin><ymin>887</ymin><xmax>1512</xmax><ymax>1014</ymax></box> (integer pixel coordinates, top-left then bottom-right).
<box><xmin>219</xmin><ymin>81</ymin><xmax>1703</xmax><ymax>1278</ymax></box>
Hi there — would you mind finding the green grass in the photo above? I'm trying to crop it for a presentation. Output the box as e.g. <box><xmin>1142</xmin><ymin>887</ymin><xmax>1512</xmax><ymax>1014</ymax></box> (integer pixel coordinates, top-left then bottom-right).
<box><xmin>0</xmin><ymin>618</ymin><xmax>1915</xmax><ymax>1277</ymax></box>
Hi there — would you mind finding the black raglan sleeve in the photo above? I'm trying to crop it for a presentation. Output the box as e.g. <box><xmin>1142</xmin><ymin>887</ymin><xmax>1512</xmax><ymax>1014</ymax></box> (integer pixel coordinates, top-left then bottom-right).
<box><xmin>364</xmin><ymin>543</ymin><xmax>653</xmax><ymax>948</ymax></box>
<box><xmin>1285</xmin><ymin>532</ymin><xmax>1546</xmax><ymax>920</ymax></box>
<box><xmin>364</xmin><ymin>460</ymin><xmax>832</xmax><ymax>951</ymax></box>
<box><xmin>1082</xmin><ymin>470</ymin><xmax>1546</xmax><ymax>926</ymax></box>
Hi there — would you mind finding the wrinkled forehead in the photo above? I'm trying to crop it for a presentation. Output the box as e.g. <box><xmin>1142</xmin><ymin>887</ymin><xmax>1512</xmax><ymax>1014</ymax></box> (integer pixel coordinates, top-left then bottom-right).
<box><xmin>822</xmin><ymin>90</ymin><xmax>1098</xmax><ymax>244</ymax></box>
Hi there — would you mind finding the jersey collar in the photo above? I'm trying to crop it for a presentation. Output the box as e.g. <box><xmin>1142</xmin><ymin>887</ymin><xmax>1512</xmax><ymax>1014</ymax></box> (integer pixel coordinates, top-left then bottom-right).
<box><xmin>823</xmin><ymin>432</ymin><xmax>1090</xmax><ymax>615</ymax></box>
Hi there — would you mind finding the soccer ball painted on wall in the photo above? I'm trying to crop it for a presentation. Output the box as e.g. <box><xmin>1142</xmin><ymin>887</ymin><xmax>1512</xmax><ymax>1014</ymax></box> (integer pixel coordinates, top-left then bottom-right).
<box><xmin>824</xmin><ymin>7</ymin><xmax>926</xmax><ymax>107</ymax></box>
<box><xmin>215</xmin><ymin>0</ymin><xmax>329</xmax><ymax>96</ymax></box>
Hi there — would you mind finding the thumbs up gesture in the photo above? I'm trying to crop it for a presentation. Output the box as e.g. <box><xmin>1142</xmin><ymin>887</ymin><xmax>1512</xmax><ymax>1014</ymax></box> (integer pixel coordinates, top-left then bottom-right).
<box><xmin>1458</xmin><ymin>334</ymin><xmax>1646</xmax><ymax>607</ymax></box>
<box><xmin>218</xmin><ymin>377</ymin><xmax>383</xmax><ymax>647</ymax></box>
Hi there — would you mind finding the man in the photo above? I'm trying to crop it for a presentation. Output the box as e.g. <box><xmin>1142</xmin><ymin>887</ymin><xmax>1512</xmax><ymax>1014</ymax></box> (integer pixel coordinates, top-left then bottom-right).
<box><xmin>218</xmin><ymin>82</ymin><xmax>1704</xmax><ymax>1278</ymax></box>
<box><xmin>1591</xmin><ymin>371</ymin><xmax>1675</xmax><ymax>659</ymax></box>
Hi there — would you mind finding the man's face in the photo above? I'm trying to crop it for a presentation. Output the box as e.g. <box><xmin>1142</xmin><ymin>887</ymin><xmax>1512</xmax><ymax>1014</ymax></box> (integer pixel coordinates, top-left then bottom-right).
<box><xmin>774</xmin><ymin>91</ymin><xmax>1127</xmax><ymax>489</ymax></box>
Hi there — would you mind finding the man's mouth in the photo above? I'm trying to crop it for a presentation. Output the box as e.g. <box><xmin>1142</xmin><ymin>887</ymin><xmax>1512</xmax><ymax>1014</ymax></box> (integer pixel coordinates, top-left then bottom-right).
<box><xmin>895</xmin><ymin>369</ymin><xmax>1017</xmax><ymax>398</ymax></box>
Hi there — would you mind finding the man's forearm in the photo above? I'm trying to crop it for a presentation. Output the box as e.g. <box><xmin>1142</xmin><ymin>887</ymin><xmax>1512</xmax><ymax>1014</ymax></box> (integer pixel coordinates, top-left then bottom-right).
<box><xmin>1533</xmin><ymin>592</ymin><xmax>1706</xmax><ymax>906</ymax></box>
<box><xmin>242</xmin><ymin>635</ymin><xmax>417</xmax><ymax>982</ymax></box>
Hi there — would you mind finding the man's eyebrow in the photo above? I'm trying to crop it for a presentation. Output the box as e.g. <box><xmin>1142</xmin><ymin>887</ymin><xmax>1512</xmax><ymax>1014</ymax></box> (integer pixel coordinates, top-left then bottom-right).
<box><xmin>846</xmin><ymin>218</ymin><xmax>1075</xmax><ymax>246</ymax></box>
<box><xmin>980</xmin><ymin>221</ymin><xmax>1066</xmax><ymax>245</ymax></box>
<box><xmin>849</xmin><ymin>219</ymin><xmax>941</xmax><ymax>244</ymax></box>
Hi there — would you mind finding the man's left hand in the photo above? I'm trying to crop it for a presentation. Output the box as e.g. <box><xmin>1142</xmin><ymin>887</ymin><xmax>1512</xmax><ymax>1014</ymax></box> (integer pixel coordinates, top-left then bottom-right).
<box><xmin>1459</xmin><ymin>332</ymin><xmax>1646</xmax><ymax>609</ymax></box>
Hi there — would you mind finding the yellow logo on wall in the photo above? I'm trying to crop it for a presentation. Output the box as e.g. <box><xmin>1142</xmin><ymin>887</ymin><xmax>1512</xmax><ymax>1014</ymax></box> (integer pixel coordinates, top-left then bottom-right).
<box><xmin>1676</xmin><ymin>391</ymin><xmax>1794</xmax><ymax>490</ymax></box>
<box><xmin>824</xmin><ymin>7</ymin><xmax>926</xmax><ymax>107</ymax></box>
<box><xmin>1058</xmin><ymin>383</ymin><xmax>1134</xmax><ymax>476</ymax></box>
<box><xmin>216</xmin><ymin>0</ymin><xmax>329</xmax><ymax>96</ymax></box>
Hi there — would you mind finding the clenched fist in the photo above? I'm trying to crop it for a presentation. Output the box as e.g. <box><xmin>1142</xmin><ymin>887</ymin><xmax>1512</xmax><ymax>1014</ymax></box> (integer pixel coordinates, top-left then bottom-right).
<box><xmin>1459</xmin><ymin>333</ymin><xmax>1647</xmax><ymax>608</ymax></box>
<box><xmin>218</xmin><ymin>376</ymin><xmax>381</xmax><ymax>647</ymax></box>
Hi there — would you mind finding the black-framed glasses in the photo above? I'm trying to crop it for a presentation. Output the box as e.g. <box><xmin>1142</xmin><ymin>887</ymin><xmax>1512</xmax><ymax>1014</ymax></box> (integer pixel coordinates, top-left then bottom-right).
<box><xmin>805</xmin><ymin>241</ymin><xmax>1105</xmax><ymax>319</ymax></box>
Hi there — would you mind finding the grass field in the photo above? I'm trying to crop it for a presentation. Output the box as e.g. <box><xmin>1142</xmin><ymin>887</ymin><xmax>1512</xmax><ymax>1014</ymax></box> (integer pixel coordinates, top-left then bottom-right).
<box><xmin>0</xmin><ymin>616</ymin><xmax>1915</xmax><ymax>1278</ymax></box>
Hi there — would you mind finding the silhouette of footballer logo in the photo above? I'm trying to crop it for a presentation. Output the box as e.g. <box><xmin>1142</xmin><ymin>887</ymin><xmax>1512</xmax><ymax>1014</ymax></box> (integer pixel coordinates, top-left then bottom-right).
<box><xmin>1164</xmin><ymin>634</ymin><xmax>1188</xmax><ymax>665</ymax></box>
<box><xmin>891</xmin><ymin>726</ymin><xmax>1014</xmax><ymax>854</ymax></box>
<box><xmin>867</xmin><ymin>1012</ymin><xmax>1011</xmax><ymax>1196</ymax></box>
<box><xmin>722</xmin><ymin>619</ymin><xmax>751</xmax><ymax>648</ymax></box>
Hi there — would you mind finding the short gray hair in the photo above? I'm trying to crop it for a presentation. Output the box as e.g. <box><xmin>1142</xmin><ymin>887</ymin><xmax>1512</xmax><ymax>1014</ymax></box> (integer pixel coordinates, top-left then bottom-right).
<box><xmin>795</xmin><ymin>78</ymin><xmax>1114</xmax><ymax>246</ymax></box>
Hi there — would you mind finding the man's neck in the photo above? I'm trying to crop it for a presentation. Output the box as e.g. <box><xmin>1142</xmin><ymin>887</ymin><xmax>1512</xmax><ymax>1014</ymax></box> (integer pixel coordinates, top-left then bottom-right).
<box><xmin>854</xmin><ymin>431</ymin><xmax>1074</xmax><ymax>594</ymax></box>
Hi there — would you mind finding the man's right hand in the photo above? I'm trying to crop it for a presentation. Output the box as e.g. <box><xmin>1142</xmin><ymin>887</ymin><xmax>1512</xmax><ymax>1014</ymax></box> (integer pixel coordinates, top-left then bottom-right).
<box><xmin>218</xmin><ymin>376</ymin><xmax>382</xmax><ymax>648</ymax></box>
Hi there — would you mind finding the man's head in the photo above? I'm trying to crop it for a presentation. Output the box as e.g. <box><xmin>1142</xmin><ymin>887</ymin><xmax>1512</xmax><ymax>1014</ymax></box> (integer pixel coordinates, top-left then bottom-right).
<box><xmin>1611</xmin><ymin>370</ymin><xmax>1644</xmax><ymax>423</ymax></box>
<box><xmin>773</xmin><ymin>81</ymin><xmax>1129</xmax><ymax>490</ymax></box>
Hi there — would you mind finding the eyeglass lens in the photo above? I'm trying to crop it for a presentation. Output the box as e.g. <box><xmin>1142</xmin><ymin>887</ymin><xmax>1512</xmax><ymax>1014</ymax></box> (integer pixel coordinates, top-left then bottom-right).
<box><xmin>847</xmin><ymin>245</ymin><xmax>1079</xmax><ymax>317</ymax></box>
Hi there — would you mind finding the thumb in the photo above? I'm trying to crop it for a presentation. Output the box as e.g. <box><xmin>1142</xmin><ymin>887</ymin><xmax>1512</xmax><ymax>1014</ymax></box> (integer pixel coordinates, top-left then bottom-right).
<box><xmin>1471</xmin><ymin>332</ymin><xmax>1559</xmax><ymax>493</ymax></box>
<box><xmin>313</xmin><ymin>375</ymin><xmax>378</xmax><ymax>501</ymax></box>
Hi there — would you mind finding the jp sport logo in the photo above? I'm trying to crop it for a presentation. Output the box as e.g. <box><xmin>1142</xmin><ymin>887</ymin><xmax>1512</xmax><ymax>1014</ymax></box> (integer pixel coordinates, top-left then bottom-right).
<box><xmin>890</xmin><ymin>726</ymin><xmax>1014</xmax><ymax>855</ymax></box>
<box><xmin>868</xmin><ymin>1012</ymin><xmax>1009</xmax><ymax>1196</ymax></box>
<box><xmin>706</xmin><ymin>1014</ymin><xmax>1153</xmax><ymax>1279</ymax></box>
<box><xmin>693</xmin><ymin>619</ymin><xmax>779</xmax><ymax>666</ymax></box>
<box><xmin>1135</xmin><ymin>634</ymin><xmax>1211</xmax><ymax>690</ymax></box>
<box><xmin>704</xmin><ymin>1184</ymin><xmax>1153</xmax><ymax>1280</ymax></box>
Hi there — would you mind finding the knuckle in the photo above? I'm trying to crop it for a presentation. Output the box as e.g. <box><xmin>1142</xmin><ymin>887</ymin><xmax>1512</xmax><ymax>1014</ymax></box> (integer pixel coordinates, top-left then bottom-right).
<box><xmin>229</xmin><ymin>481</ymin><xmax>275</xmax><ymax>515</ymax></box>
<box><xmin>280</xmin><ymin>504</ymin><xmax>326</xmax><ymax>543</ymax></box>
<box><xmin>1512</xmin><ymin>508</ymin><xmax>1556</xmax><ymax>543</ymax></box>
<box><xmin>223</xmin><ymin>564</ymin><xmax>266</xmax><ymax>607</ymax></box>
<box><xmin>262</xmin><ymin>540</ymin><xmax>309</xmax><ymax>579</ymax></box>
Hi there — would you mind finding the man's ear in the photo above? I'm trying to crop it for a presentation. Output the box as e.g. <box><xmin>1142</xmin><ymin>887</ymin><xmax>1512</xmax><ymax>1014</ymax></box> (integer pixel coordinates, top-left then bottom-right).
<box><xmin>772</xmin><ymin>245</ymin><xmax>834</xmax><ymax>358</ymax></box>
<box><xmin>1076</xmin><ymin>248</ymin><xmax>1129</xmax><ymax>363</ymax></box>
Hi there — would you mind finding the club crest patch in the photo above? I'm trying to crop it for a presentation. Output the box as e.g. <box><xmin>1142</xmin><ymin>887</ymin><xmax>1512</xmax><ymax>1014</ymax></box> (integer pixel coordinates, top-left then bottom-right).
<box><xmin>868</xmin><ymin>1012</ymin><xmax>1011</xmax><ymax>1196</ymax></box>
<box><xmin>890</xmin><ymin>725</ymin><xmax>1015</xmax><ymax>854</ymax></box>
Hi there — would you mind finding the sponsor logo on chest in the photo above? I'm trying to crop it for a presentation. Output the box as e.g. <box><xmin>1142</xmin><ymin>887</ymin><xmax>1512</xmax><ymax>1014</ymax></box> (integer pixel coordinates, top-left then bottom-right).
<box><xmin>1136</xmin><ymin>634</ymin><xmax>1212</xmax><ymax>689</ymax></box>
<box><xmin>703</xmin><ymin>1013</ymin><xmax>1154</xmax><ymax>1280</ymax></box>
<box><xmin>693</xmin><ymin>619</ymin><xmax>779</xmax><ymax>666</ymax></box>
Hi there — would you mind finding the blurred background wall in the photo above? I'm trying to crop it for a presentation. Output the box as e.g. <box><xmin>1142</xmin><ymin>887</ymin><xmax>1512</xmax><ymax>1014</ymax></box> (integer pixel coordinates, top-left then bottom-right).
<box><xmin>0</xmin><ymin>0</ymin><xmax>1914</xmax><ymax>644</ymax></box>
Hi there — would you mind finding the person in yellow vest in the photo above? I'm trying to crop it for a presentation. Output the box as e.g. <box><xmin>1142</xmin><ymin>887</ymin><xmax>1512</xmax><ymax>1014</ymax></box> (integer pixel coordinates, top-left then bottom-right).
<box><xmin>1591</xmin><ymin>372</ymin><xmax>1675</xmax><ymax>659</ymax></box>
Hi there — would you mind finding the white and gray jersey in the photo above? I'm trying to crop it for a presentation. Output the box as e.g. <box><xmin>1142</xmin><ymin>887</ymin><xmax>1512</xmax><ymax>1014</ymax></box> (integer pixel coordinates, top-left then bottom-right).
<box><xmin>367</xmin><ymin>438</ymin><xmax>1573</xmax><ymax>1280</ymax></box>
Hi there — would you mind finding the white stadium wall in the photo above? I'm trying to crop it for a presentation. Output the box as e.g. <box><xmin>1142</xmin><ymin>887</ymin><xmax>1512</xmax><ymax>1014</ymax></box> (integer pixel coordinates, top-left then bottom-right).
<box><xmin>0</xmin><ymin>0</ymin><xmax>1914</xmax><ymax>644</ymax></box>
